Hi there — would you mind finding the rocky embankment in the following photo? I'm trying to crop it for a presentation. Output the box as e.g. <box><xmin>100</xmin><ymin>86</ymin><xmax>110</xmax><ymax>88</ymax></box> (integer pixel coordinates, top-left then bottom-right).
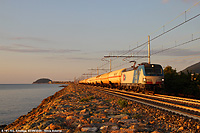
<box><xmin>3</xmin><ymin>83</ymin><xmax>200</xmax><ymax>132</ymax></box>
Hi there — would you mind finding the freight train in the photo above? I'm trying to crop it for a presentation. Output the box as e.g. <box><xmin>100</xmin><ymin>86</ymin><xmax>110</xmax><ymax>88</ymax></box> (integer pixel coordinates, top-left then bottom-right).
<box><xmin>79</xmin><ymin>62</ymin><xmax>164</xmax><ymax>93</ymax></box>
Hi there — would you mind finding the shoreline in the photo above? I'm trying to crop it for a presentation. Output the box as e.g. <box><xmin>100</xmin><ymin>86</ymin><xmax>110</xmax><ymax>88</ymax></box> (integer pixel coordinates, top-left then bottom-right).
<box><xmin>2</xmin><ymin>83</ymin><xmax>200</xmax><ymax>132</ymax></box>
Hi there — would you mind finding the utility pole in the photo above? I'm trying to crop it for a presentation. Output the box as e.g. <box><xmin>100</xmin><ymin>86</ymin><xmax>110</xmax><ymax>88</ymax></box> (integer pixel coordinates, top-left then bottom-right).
<box><xmin>148</xmin><ymin>35</ymin><xmax>150</xmax><ymax>64</ymax></box>
<box><xmin>101</xmin><ymin>58</ymin><xmax>112</xmax><ymax>72</ymax></box>
<box><xmin>82</xmin><ymin>73</ymin><xmax>94</xmax><ymax>78</ymax></box>
<box><xmin>110</xmin><ymin>59</ymin><xmax>111</xmax><ymax>72</ymax></box>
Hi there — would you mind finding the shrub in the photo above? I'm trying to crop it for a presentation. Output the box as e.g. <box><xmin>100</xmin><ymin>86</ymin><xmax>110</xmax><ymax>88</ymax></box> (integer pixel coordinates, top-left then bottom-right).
<box><xmin>80</xmin><ymin>96</ymin><xmax>94</xmax><ymax>102</ymax></box>
<box><xmin>132</xmin><ymin>113</ymin><xmax>142</xmax><ymax>119</ymax></box>
<box><xmin>118</xmin><ymin>99</ymin><xmax>128</xmax><ymax>108</ymax></box>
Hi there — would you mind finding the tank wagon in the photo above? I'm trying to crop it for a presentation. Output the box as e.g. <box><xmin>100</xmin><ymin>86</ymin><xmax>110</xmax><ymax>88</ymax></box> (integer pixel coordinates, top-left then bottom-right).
<box><xmin>79</xmin><ymin>63</ymin><xmax>164</xmax><ymax>93</ymax></box>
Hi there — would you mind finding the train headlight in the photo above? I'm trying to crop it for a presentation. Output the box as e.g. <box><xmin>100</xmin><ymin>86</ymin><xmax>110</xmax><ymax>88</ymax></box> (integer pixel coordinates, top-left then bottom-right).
<box><xmin>143</xmin><ymin>78</ymin><xmax>147</xmax><ymax>82</ymax></box>
<box><xmin>162</xmin><ymin>78</ymin><xmax>164</xmax><ymax>82</ymax></box>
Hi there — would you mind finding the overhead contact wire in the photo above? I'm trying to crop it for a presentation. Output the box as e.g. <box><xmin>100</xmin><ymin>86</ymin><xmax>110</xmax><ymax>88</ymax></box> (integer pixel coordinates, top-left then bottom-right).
<box><xmin>80</xmin><ymin>1</ymin><xmax>200</xmax><ymax>79</ymax></box>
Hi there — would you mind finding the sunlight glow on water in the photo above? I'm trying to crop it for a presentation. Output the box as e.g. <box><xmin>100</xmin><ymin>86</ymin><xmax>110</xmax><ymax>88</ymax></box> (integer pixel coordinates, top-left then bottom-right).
<box><xmin>0</xmin><ymin>84</ymin><xmax>63</xmax><ymax>125</ymax></box>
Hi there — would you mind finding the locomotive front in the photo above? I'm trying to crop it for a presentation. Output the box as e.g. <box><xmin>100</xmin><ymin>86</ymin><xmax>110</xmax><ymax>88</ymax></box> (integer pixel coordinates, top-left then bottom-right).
<box><xmin>141</xmin><ymin>63</ymin><xmax>164</xmax><ymax>92</ymax></box>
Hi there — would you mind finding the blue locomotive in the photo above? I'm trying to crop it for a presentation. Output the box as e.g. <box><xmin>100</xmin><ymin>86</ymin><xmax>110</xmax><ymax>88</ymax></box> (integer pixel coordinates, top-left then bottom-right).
<box><xmin>121</xmin><ymin>63</ymin><xmax>164</xmax><ymax>93</ymax></box>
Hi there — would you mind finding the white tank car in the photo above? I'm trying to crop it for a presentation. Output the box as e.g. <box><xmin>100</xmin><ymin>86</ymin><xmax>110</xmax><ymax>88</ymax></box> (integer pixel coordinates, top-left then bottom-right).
<box><xmin>95</xmin><ymin>75</ymin><xmax>101</xmax><ymax>84</ymax></box>
<box><xmin>100</xmin><ymin>72</ymin><xmax>110</xmax><ymax>85</ymax></box>
<box><xmin>108</xmin><ymin>68</ymin><xmax>126</xmax><ymax>86</ymax></box>
<box><xmin>87</xmin><ymin>77</ymin><xmax>96</xmax><ymax>84</ymax></box>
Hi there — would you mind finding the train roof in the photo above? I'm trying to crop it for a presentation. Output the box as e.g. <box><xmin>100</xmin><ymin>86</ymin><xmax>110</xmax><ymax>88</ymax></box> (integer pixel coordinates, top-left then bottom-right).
<box><xmin>123</xmin><ymin>63</ymin><xmax>162</xmax><ymax>72</ymax></box>
<box><xmin>140</xmin><ymin>63</ymin><xmax>162</xmax><ymax>67</ymax></box>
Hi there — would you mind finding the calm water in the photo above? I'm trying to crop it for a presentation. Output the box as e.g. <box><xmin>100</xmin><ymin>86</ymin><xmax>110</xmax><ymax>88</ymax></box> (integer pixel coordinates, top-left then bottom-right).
<box><xmin>0</xmin><ymin>84</ymin><xmax>63</xmax><ymax>125</ymax></box>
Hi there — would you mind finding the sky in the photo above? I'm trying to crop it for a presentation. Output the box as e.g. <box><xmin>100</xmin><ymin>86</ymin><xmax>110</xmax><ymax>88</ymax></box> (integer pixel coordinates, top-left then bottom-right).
<box><xmin>0</xmin><ymin>0</ymin><xmax>199</xmax><ymax>84</ymax></box>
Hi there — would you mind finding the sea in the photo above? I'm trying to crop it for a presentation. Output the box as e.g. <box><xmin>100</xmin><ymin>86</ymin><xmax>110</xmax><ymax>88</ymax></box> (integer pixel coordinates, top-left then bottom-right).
<box><xmin>0</xmin><ymin>84</ymin><xmax>64</xmax><ymax>125</ymax></box>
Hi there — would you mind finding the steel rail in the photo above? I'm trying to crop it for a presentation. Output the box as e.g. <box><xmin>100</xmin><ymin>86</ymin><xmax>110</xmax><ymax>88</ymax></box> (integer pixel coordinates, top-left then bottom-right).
<box><xmin>126</xmin><ymin>91</ymin><xmax>200</xmax><ymax>108</ymax></box>
<box><xmin>154</xmin><ymin>94</ymin><xmax>200</xmax><ymax>103</ymax></box>
<box><xmin>105</xmin><ymin>88</ymin><xmax>200</xmax><ymax>108</ymax></box>
<box><xmin>97</xmin><ymin>87</ymin><xmax>200</xmax><ymax>120</ymax></box>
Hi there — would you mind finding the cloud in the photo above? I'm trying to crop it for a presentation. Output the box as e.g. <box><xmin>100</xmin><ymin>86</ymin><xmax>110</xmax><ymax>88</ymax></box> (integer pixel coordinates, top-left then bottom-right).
<box><xmin>13</xmin><ymin>44</ymin><xmax>36</xmax><ymax>49</ymax></box>
<box><xmin>66</xmin><ymin>57</ymin><xmax>99</xmax><ymax>61</ymax></box>
<box><xmin>182</xmin><ymin>0</ymin><xmax>200</xmax><ymax>3</ymax></box>
<box><xmin>162</xmin><ymin>0</ymin><xmax>199</xmax><ymax>4</ymax></box>
<box><xmin>0</xmin><ymin>44</ymin><xmax>80</xmax><ymax>53</ymax></box>
<box><xmin>162</xmin><ymin>0</ymin><xmax>169</xmax><ymax>4</ymax></box>
<box><xmin>45</xmin><ymin>55</ymin><xmax>100</xmax><ymax>61</ymax></box>
<box><xmin>10</xmin><ymin>37</ymin><xmax>51</xmax><ymax>43</ymax></box>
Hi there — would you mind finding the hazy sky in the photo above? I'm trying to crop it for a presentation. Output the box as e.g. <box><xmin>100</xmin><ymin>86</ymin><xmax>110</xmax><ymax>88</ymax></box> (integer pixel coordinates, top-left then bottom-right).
<box><xmin>0</xmin><ymin>0</ymin><xmax>199</xmax><ymax>84</ymax></box>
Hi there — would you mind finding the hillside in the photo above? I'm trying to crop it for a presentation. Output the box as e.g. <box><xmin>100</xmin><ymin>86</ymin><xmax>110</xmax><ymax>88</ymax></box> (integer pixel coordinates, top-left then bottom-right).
<box><xmin>180</xmin><ymin>62</ymin><xmax>200</xmax><ymax>74</ymax></box>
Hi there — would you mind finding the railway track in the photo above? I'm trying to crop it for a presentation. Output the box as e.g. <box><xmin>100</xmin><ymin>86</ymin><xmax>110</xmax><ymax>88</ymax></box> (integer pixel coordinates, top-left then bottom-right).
<box><xmin>97</xmin><ymin>87</ymin><xmax>200</xmax><ymax>121</ymax></box>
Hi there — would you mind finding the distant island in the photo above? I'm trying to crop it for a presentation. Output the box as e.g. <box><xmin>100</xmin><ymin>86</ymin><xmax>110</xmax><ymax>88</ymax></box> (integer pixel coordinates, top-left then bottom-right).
<box><xmin>33</xmin><ymin>78</ymin><xmax>73</xmax><ymax>84</ymax></box>
<box><xmin>32</xmin><ymin>78</ymin><xmax>52</xmax><ymax>84</ymax></box>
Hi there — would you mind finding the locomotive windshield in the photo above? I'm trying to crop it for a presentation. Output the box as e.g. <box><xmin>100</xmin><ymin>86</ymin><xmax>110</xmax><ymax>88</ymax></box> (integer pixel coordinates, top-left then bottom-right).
<box><xmin>144</xmin><ymin>64</ymin><xmax>163</xmax><ymax>76</ymax></box>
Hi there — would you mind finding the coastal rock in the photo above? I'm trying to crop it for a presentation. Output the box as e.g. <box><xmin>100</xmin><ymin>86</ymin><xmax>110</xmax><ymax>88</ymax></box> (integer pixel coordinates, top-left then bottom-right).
<box><xmin>109</xmin><ymin>114</ymin><xmax>129</xmax><ymax>119</ymax></box>
<box><xmin>151</xmin><ymin>131</ymin><xmax>160</xmax><ymax>133</ymax></box>
<box><xmin>81</xmin><ymin>127</ymin><xmax>98</xmax><ymax>132</ymax></box>
<box><xmin>109</xmin><ymin>118</ymin><xmax>118</xmax><ymax>123</ymax></box>
<box><xmin>129</xmin><ymin>124</ymin><xmax>139</xmax><ymax>130</ymax></box>
<box><xmin>3</xmin><ymin>83</ymin><xmax>200</xmax><ymax>133</ymax></box>
<box><xmin>100</xmin><ymin>125</ymin><xmax>108</xmax><ymax>130</ymax></box>
<box><xmin>118</xmin><ymin>119</ymin><xmax>137</xmax><ymax>124</ymax></box>
<box><xmin>110</xmin><ymin>125</ymin><xmax>119</xmax><ymax>130</ymax></box>
<box><xmin>80</xmin><ymin>109</ymin><xmax>87</xmax><ymax>114</ymax></box>
<box><xmin>49</xmin><ymin>124</ymin><xmax>57</xmax><ymax>130</ymax></box>
<box><xmin>177</xmin><ymin>126</ymin><xmax>184</xmax><ymax>132</ymax></box>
